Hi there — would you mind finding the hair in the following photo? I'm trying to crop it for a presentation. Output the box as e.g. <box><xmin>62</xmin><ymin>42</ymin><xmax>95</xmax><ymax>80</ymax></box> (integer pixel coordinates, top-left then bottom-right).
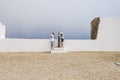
<box><xmin>61</xmin><ymin>34</ymin><xmax>63</xmax><ymax>36</ymax></box>
<box><xmin>52</xmin><ymin>32</ymin><xmax>55</xmax><ymax>35</ymax></box>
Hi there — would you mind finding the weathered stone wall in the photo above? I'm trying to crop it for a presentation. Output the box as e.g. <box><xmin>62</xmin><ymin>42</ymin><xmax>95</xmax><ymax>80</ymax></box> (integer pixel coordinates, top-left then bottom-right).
<box><xmin>91</xmin><ymin>17</ymin><xmax>100</xmax><ymax>39</ymax></box>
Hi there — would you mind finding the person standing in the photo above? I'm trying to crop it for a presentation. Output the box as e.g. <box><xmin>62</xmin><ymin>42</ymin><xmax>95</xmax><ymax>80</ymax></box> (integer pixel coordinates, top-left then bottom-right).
<box><xmin>60</xmin><ymin>32</ymin><xmax>64</xmax><ymax>48</ymax></box>
<box><xmin>50</xmin><ymin>32</ymin><xmax>55</xmax><ymax>50</ymax></box>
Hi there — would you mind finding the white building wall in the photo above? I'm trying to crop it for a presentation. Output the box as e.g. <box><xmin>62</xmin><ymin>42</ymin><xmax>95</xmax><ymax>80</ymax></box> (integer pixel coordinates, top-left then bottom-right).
<box><xmin>0</xmin><ymin>22</ymin><xmax>5</xmax><ymax>39</ymax></box>
<box><xmin>0</xmin><ymin>17</ymin><xmax>120</xmax><ymax>52</ymax></box>
<box><xmin>97</xmin><ymin>17</ymin><xmax>120</xmax><ymax>51</ymax></box>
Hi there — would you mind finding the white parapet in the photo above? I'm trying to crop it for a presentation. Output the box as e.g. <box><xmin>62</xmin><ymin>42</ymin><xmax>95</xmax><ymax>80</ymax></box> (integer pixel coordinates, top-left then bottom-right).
<box><xmin>0</xmin><ymin>22</ymin><xmax>6</xmax><ymax>39</ymax></box>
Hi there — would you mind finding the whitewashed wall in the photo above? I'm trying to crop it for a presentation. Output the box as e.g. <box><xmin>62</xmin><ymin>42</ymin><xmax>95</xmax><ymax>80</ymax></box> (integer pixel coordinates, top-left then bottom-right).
<box><xmin>0</xmin><ymin>39</ymin><xmax>50</xmax><ymax>52</ymax></box>
<box><xmin>0</xmin><ymin>22</ymin><xmax>5</xmax><ymax>39</ymax></box>
<box><xmin>96</xmin><ymin>17</ymin><xmax>120</xmax><ymax>51</ymax></box>
<box><xmin>0</xmin><ymin>17</ymin><xmax>120</xmax><ymax>52</ymax></box>
<box><xmin>66</xmin><ymin>17</ymin><xmax>120</xmax><ymax>51</ymax></box>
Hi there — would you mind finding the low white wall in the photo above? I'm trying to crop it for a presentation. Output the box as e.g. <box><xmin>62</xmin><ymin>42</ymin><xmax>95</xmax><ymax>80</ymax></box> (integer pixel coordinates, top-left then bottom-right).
<box><xmin>0</xmin><ymin>38</ymin><xmax>119</xmax><ymax>52</ymax></box>
<box><xmin>0</xmin><ymin>39</ymin><xmax>99</xmax><ymax>52</ymax></box>
<box><xmin>0</xmin><ymin>17</ymin><xmax>120</xmax><ymax>52</ymax></box>
<box><xmin>0</xmin><ymin>39</ymin><xmax>50</xmax><ymax>52</ymax></box>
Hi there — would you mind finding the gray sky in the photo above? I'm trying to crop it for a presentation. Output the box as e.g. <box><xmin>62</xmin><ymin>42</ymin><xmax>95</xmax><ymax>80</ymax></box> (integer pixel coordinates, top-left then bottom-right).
<box><xmin>0</xmin><ymin>0</ymin><xmax>120</xmax><ymax>39</ymax></box>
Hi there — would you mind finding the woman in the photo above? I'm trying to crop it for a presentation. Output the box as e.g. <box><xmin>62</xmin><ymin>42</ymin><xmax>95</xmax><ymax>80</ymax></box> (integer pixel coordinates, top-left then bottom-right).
<box><xmin>50</xmin><ymin>32</ymin><xmax>55</xmax><ymax>49</ymax></box>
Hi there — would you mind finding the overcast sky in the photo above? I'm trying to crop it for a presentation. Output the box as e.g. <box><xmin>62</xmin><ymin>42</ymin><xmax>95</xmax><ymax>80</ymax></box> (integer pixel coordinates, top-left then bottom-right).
<box><xmin>0</xmin><ymin>0</ymin><xmax>120</xmax><ymax>39</ymax></box>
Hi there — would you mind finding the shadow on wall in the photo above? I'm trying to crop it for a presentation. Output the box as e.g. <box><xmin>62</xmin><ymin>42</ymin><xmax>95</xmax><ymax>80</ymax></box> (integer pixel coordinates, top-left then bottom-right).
<box><xmin>91</xmin><ymin>17</ymin><xmax>100</xmax><ymax>40</ymax></box>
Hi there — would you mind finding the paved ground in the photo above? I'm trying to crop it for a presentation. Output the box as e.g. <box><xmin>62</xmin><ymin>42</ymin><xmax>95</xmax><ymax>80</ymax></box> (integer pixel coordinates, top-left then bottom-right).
<box><xmin>0</xmin><ymin>52</ymin><xmax>120</xmax><ymax>80</ymax></box>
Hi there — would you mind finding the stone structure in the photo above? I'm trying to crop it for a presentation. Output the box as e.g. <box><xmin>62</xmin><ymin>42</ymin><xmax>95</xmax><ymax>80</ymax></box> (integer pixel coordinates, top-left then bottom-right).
<box><xmin>91</xmin><ymin>17</ymin><xmax>100</xmax><ymax>39</ymax></box>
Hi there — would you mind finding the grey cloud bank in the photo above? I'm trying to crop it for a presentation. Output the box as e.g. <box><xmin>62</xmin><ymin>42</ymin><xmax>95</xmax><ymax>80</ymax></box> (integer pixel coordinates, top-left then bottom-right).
<box><xmin>0</xmin><ymin>0</ymin><xmax>120</xmax><ymax>39</ymax></box>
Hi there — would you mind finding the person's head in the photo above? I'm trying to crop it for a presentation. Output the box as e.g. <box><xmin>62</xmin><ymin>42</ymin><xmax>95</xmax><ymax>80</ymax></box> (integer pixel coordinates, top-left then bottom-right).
<box><xmin>61</xmin><ymin>33</ymin><xmax>63</xmax><ymax>36</ymax></box>
<box><xmin>60</xmin><ymin>32</ymin><xmax>63</xmax><ymax>36</ymax></box>
<box><xmin>52</xmin><ymin>32</ymin><xmax>55</xmax><ymax>35</ymax></box>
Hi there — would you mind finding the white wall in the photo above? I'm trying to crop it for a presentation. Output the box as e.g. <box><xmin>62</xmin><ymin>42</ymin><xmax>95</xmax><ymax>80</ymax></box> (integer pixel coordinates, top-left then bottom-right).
<box><xmin>0</xmin><ymin>22</ymin><xmax>5</xmax><ymax>39</ymax></box>
<box><xmin>66</xmin><ymin>17</ymin><xmax>120</xmax><ymax>51</ymax></box>
<box><xmin>0</xmin><ymin>39</ymin><xmax>50</xmax><ymax>52</ymax></box>
<box><xmin>0</xmin><ymin>17</ymin><xmax>120</xmax><ymax>52</ymax></box>
<box><xmin>96</xmin><ymin>17</ymin><xmax>120</xmax><ymax>51</ymax></box>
